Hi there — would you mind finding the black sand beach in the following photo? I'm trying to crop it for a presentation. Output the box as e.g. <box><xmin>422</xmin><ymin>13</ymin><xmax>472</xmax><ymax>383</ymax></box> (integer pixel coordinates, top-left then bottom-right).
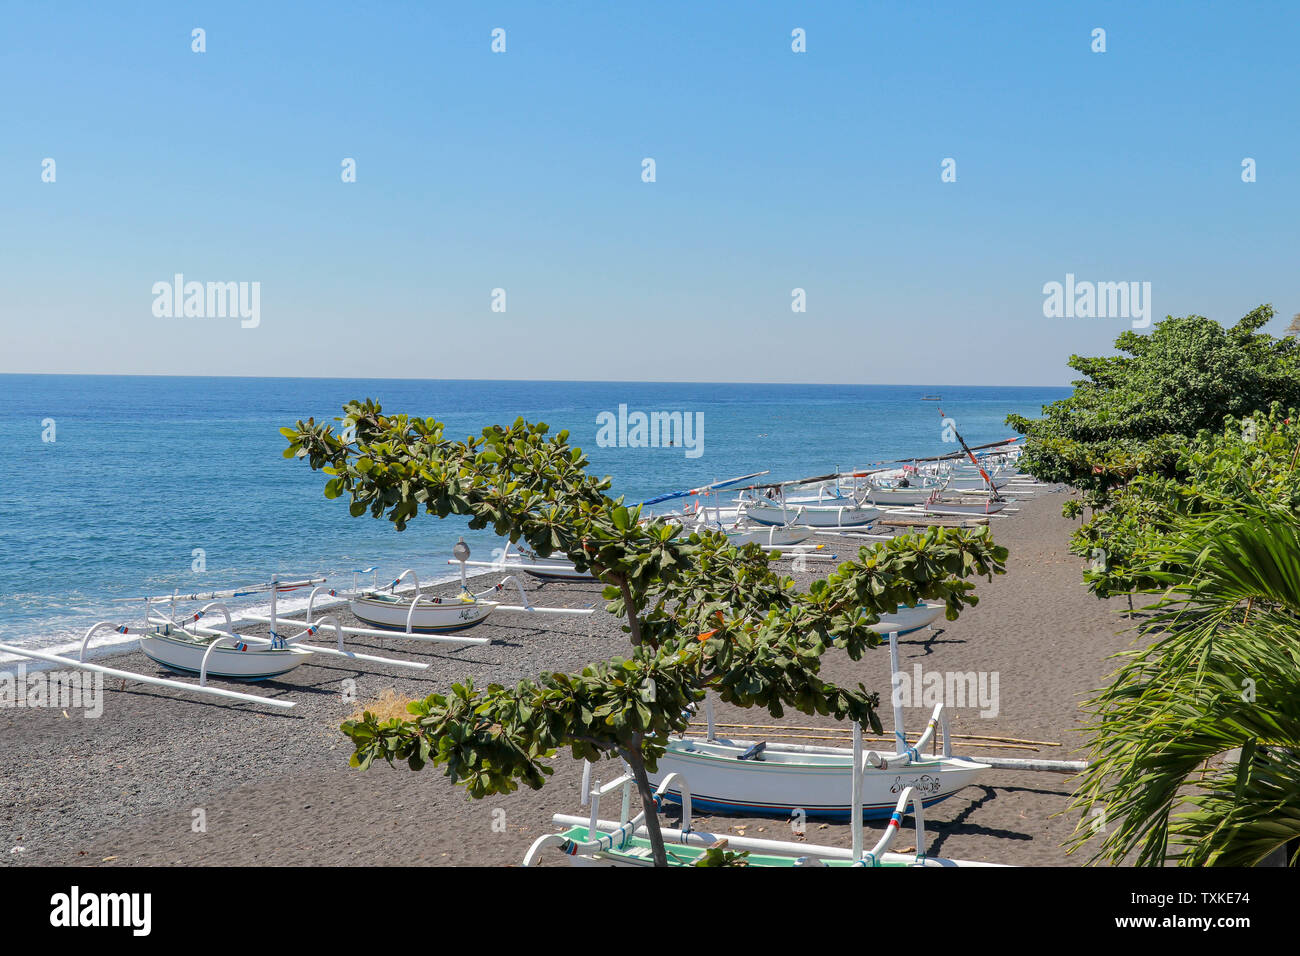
<box><xmin>1</xmin><ymin>489</ymin><xmax>1135</xmax><ymax>867</ymax></box>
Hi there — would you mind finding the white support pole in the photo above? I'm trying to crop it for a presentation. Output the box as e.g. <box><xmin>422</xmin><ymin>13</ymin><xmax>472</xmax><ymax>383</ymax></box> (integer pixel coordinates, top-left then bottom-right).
<box><xmin>911</xmin><ymin>789</ymin><xmax>927</xmax><ymax>863</ymax></box>
<box><xmin>954</xmin><ymin>755</ymin><xmax>1087</xmax><ymax>774</ymax></box>
<box><xmin>851</xmin><ymin>722</ymin><xmax>864</xmax><ymax>861</ymax></box>
<box><xmin>180</xmin><ymin>621</ymin><xmax>430</xmax><ymax>670</ymax></box>
<box><xmin>304</xmin><ymin>585</ymin><xmax>337</xmax><ymax>624</ymax></box>
<box><xmin>0</xmin><ymin>643</ymin><xmax>295</xmax><ymax>709</ymax></box>
<box><xmin>198</xmin><ymin>634</ymin><xmax>245</xmax><ymax>687</ymax></box>
<box><xmin>79</xmin><ymin>621</ymin><xmax>121</xmax><ymax>663</ymax></box>
<box><xmin>269</xmin><ymin>574</ymin><xmax>279</xmax><ymax>640</ymax></box>
<box><xmin>492</xmin><ymin>605</ymin><xmax>593</xmax><ymax>616</ymax></box>
<box><xmin>889</xmin><ymin>630</ymin><xmax>906</xmax><ymax>752</ymax></box>
<box><xmin>588</xmin><ymin>781</ymin><xmax>602</xmax><ymax>833</ymax></box>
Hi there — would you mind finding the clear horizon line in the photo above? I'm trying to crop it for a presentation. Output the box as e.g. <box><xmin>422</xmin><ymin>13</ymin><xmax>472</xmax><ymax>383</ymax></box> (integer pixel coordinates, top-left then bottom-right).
<box><xmin>0</xmin><ymin>370</ymin><xmax>1068</xmax><ymax>389</ymax></box>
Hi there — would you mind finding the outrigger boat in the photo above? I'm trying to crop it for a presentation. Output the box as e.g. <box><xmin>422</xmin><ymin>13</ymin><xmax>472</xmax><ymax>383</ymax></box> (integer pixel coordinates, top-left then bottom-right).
<box><xmin>138</xmin><ymin>625</ymin><xmax>311</xmax><ymax>680</ymax></box>
<box><xmin>649</xmin><ymin>707</ymin><xmax>987</xmax><ymax>819</ymax></box>
<box><xmin>508</xmin><ymin>554</ymin><xmax>596</xmax><ymax>582</ymax></box>
<box><xmin>719</xmin><ymin>522</ymin><xmax>813</xmax><ymax>547</ymax></box>
<box><xmin>105</xmin><ymin>577</ymin><xmax>323</xmax><ymax>681</ymax></box>
<box><xmin>525</xmin><ymin>755</ymin><xmax>1003</xmax><ymax>867</ymax></box>
<box><xmin>453</xmin><ymin>541</ymin><xmax>597</xmax><ymax>583</ymax></box>
<box><xmin>135</xmin><ymin>576</ymin><xmax>433</xmax><ymax>680</ymax></box>
<box><xmin>872</xmin><ymin>602</ymin><xmax>945</xmax><ymax>635</ymax></box>
<box><xmin>343</xmin><ymin>558</ymin><xmax>596</xmax><ymax>635</ymax></box>
<box><xmin>0</xmin><ymin>574</ymin><xmax>435</xmax><ymax>711</ymax></box>
<box><xmin>921</xmin><ymin>496</ymin><xmax>1010</xmax><ymax>517</ymax></box>
<box><xmin>865</xmin><ymin>481</ymin><xmax>944</xmax><ymax>506</ymax></box>
<box><xmin>350</xmin><ymin>569</ymin><xmax>499</xmax><ymax>633</ymax></box>
<box><xmin>672</xmin><ymin>505</ymin><xmax>815</xmax><ymax>547</ymax></box>
<box><xmin>742</xmin><ymin>490</ymin><xmax>882</xmax><ymax>528</ymax></box>
<box><xmin>646</xmin><ymin>626</ymin><xmax>1081</xmax><ymax>820</ymax></box>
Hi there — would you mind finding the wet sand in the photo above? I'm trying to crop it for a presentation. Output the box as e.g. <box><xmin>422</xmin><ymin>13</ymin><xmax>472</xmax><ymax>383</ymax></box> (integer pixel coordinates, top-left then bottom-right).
<box><xmin>0</xmin><ymin>489</ymin><xmax>1135</xmax><ymax>867</ymax></box>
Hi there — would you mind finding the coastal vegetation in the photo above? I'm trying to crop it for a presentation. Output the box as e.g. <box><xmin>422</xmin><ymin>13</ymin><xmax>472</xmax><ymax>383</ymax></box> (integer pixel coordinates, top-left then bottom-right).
<box><xmin>283</xmin><ymin>400</ymin><xmax>1007</xmax><ymax>867</ymax></box>
<box><xmin>1010</xmin><ymin>305</ymin><xmax>1300</xmax><ymax>866</ymax></box>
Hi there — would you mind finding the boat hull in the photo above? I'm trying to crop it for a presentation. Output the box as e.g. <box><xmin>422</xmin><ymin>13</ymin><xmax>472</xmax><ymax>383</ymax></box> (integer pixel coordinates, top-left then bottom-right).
<box><xmin>139</xmin><ymin>630</ymin><xmax>309</xmax><ymax>681</ymax></box>
<box><xmin>923</xmin><ymin>499</ymin><xmax>1009</xmax><ymax>517</ymax></box>
<box><xmin>649</xmin><ymin>739</ymin><xmax>987</xmax><ymax>819</ymax></box>
<box><xmin>724</xmin><ymin>525</ymin><xmax>814</xmax><ymax>547</ymax></box>
<box><xmin>349</xmin><ymin>593</ymin><xmax>497</xmax><ymax>632</ymax></box>
<box><xmin>871</xmin><ymin>602</ymin><xmax>945</xmax><ymax>635</ymax></box>
<box><xmin>942</xmin><ymin>476</ymin><xmax>1007</xmax><ymax>492</ymax></box>
<box><xmin>866</xmin><ymin>486</ymin><xmax>937</xmax><ymax>505</ymax></box>
<box><xmin>508</xmin><ymin>558</ymin><xmax>595</xmax><ymax>582</ymax></box>
<box><xmin>745</xmin><ymin>499</ymin><xmax>881</xmax><ymax>528</ymax></box>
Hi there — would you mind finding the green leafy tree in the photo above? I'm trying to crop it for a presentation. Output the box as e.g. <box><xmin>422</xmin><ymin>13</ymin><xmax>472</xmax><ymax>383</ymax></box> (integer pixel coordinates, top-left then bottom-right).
<box><xmin>1070</xmin><ymin>500</ymin><xmax>1300</xmax><ymax>865</ymax></box>
<box><xmin>283</xmin><ymin>400</ymin><xmax>1008</xmax><ymax>866</ymax></box>
<box><xmin>1007</xmin><ymin>305</ymin><xmax>1300</xmax><ymax>498</ymax></box>
<box><xmin>1006</xmin><ymin>306</ymin><xmax>1300</xmax><ymax>865</ymax></box>
<box><xmin>1070</xmin><ymin>408</ymin><xmax>1300</xmax><ymax>600</ymax></box>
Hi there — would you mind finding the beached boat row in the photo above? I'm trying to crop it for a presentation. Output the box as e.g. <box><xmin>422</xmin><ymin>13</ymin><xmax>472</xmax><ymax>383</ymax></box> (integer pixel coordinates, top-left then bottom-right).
<box><xmin>0</xmin><ymin>554</ymin><xmax>594</xmax><ymax>709</ymax></box>
<box><xmin>0</xmin><ymin>432</ymin><xmax>1058</xmax><ymax>868</ymax></box>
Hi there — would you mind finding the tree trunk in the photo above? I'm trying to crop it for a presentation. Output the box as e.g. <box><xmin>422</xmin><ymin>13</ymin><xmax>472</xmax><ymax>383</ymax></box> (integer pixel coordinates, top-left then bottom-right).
<box><xmin>619</xmin><ymin>578</ymin><xmax>643</xmax><ymax>646</ymax></box>
<box><xmin>622</xmin><ymin>745</ymin><xmax>668</xmax><ymax>867</ymax></box>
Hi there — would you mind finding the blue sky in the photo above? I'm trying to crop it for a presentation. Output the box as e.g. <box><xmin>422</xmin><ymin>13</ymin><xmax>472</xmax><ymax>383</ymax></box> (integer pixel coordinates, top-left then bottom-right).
<box><xmin>2</xmin><ymin>1</ymin><xmax>1296</xmax><ymax>385</ymax></box>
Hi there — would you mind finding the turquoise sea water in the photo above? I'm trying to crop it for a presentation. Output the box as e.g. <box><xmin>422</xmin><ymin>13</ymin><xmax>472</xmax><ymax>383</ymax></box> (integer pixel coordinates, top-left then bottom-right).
<box><xmin>0</xmin><ymin>375</ymin><xmax>1066</xmax><ymax>656</ymax></box>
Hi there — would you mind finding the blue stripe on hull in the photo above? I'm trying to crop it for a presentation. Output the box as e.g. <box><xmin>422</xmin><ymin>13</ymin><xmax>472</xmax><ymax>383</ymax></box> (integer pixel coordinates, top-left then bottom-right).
<box><xmin>140</xmin><ymin>651</ymin><xmax>300</xmax><ymax>682</ymax></box>
<box><xmin>351</xmin><ymin>616</ymin><xmax>487</xmax><ymax>634</ymax></box>
<box><xmin>658</xmin><ymin>791</ymin><xmax>954</xmax><ymax>821</ymax></box>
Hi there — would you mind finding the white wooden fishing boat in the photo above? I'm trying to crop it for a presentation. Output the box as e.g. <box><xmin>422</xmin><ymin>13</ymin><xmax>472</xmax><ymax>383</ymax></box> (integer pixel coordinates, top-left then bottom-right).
<box><xmin>680</xmin><ymin>513</ymin><xmax>815</xmax><ymax>546</ymax></box>
<box><xmin>138</xmin><ymin>576</ymin><xmax>433</xmax><ymax>680</ymax></box>
<box><xmin>497</xmin><ymin>543</ymin><xmax>596</xmax><ymax>582</ymax></box>
<box><xmin>865</xmin><ymin>483</ymin><xmax>941</xmax><ymax>506</ymax></box>
<box><xmin>943</xmin><ymin>475</ymin><xmax>1007</xmax><ymax>492</ymax></box>
<box><xmin>511</xmin><ymin>555</ymin><xmax>595</xmax><ymax>582</ymax></box>
<box><xmin>723</xmin><ymin>523</ymin><xmax>813</xmax><ymax>547</ymax></box>
<box><xmin>648</xmin><ymin>724</ymin><xmax>986</xmax><ymax>819</ymax></box>
<box><xmin>922</xmin><ymin>498</ymin><xmax>1009</xmax><ymax>517</ymax></box>
<box><xmin>871</xmin><ymin>602</ymin><xmax>945</xmax><ymax>635</ymax></box>
<box><xmin>0</xmin><ymin>574</ymin><xmax>435</xmax><ymax>709</ymax></box>
<box><xmin>744</xmin><ymin>495</ymin><xmax>881</xmax><ymax>528</ymax></box>
<box><xmin>374</xmin><ymin>558</ymin><xmax>597</xmax><ymax>633</ymax></box>
<box><xmin>136</xmin><ymin>577</ymin><xmax>334</xmax><ymax>682</ymax></box>
<box><xmin>453</xmin><ymin>542</ymin><xmax>597</xmax><ymax>583</ymax></box>
<box><xmin>350</xmin><ymin>589</ymin><xmax>497</xmax><ymax>633</ymax></box>
<box><xmin>645</xmin><ymin>628</ymin><xmax>1015</xmax><ymax>823</ymax></box>
<box><xmin>139</xmin><ymin>624</ymin><xmax>311</xmax><ymax>680</ymax></box>
<box><xmin>658</xmin><ymin>493</ymin><xmax>814</xmax><ymax>546</ymax></box>
<box><xmin>526</xmin><ymin>760</ymin><xmax>1003</xmax><ymax>867</ymax></box>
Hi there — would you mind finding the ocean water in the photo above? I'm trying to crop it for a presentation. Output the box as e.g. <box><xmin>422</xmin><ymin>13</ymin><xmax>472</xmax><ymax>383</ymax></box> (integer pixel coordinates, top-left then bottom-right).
<box><xmin>0</xmin><ymin>375</ymin><xmax>1066</xmax><ymax>661</ymax></box>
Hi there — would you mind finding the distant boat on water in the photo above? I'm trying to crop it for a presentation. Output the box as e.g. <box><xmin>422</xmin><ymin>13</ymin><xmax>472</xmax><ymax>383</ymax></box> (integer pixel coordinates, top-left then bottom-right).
<box><xmin>921</xmin><ymin>394</ymin><xmax>942</xmax><ymax>401</ymax></box>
